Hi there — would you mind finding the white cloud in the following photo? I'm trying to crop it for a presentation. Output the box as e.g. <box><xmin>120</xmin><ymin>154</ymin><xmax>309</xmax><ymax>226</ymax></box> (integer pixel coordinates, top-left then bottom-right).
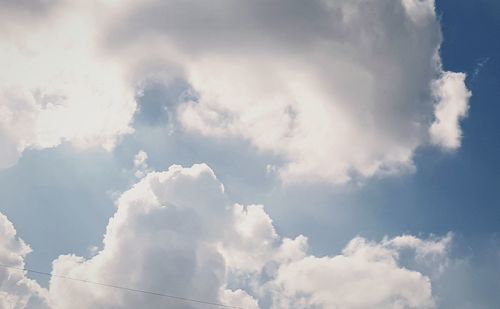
<box><xmin>269</xmin><ymin>242</ymin><xmax>434</xmax><ymax>309</ymax></box>
<box><xmin>0</xmin><ymin>213</ymin><xmax>49</xmax><ymax>309</ymax></box>
<box><xmin>101</xmin><ymin>0</ymin><xmax>470</xmax><ymax>183</ymax></box>
<box><xmin>429</xmin><ymin>72</ymin><xmax>472</xmax><ymax>149</ymax></box>
<box><xmin>0</xmin><ymin>0</ymin><xmax>471</xmax><ymax>182</ymax></box>
<box><xmin>133</xmin><ymin>150</ymin><xmax>150</xmax><ymax>178</ymax></box>
<box><xmin>41</xmin><ymin>164</ymin><xmax>450</xmax><ymax>309</ymax></box>
<box><xmin>48</xmin><ymin>164</ymin><xmax>251</xmax><ymax>309</ymax></box>
<box><xmin>266</xmin><ymin>235</ymin><xmax>451</xmax><ymax>309</ymax></box>
<box><xmin>0</xmin><ymin>1</ymin><xmax>136</xmax><ymax>168</ymax></box>
<box><xmin>401</xmin><ymin>0</ymin><xmax>435</xmax><ymax>22</ymax></box>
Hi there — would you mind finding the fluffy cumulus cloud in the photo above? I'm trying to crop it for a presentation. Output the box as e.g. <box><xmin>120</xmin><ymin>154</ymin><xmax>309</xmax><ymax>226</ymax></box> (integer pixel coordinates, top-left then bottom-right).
<box><xmin>0</xmin><ymin>1</ymin><xmax>136</xmax><ymax>168</ymax></box>
<box><xmin>429</xmin><ymin>72</ymin><xmax>472</xmax><ymax>149</ymax></box>
<box><xmin>0</xmin><ymin>213</ymin><xmax>49</xmax><ymax>309</ymax></box>
<box><xmin>269</xmin><ymin>235</ymin><xmax>452</xmax><ymax>309</ymax></box>
<box><xmin>47</xmin><ymin>164</ymin><xmax>242</xmax><ymax>309</ymax></box>
<box><xmin>101</xmin><ymin>0</ymin><xmax>468</xmax><ymax>183</ymax></box>
<box><xmin>34</xmin><ymin>164</ymin><xmax>450</xmax><ymax>308</ymax></box>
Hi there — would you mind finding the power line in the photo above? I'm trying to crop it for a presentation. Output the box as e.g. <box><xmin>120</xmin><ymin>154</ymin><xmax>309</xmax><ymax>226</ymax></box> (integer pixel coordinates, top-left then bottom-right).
<box><xmin>0</xmin><ymin>263</ymin><xmax>245</xmax><ymax>309</ymax></box>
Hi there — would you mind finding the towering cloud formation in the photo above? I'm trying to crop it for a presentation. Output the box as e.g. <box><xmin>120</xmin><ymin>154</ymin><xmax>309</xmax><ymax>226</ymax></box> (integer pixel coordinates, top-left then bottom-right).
<box><xmin>48</xmin><ymin>164</ymin><xmax>247</xmax><ymax>309</ymax></box>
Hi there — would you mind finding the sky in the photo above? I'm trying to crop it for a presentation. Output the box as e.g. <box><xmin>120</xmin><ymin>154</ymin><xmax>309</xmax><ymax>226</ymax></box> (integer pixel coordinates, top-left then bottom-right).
<box><xmin>0</xmin><ymin>0</ymin><xmax>499</xmax><ymax>308</ymax></box>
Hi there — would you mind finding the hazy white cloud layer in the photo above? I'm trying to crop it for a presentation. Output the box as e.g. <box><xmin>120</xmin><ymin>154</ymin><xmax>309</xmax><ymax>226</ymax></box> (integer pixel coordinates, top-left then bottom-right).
<box><xmin>0</xmin><ymin>0</ymin><xmax>470</xmax><ymax>184</ymax></box>
<box><xmin>0</xmin><ymin>164</ymin><xmax>452</xmax><ymax>308</ymax></box>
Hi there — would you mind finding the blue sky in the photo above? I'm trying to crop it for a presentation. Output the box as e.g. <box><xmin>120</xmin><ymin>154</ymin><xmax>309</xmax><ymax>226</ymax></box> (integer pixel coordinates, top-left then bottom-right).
<box><xmin>0</xmin><ymin>0</ymin><xmax>499</xmax><ymax>308</ymax></box>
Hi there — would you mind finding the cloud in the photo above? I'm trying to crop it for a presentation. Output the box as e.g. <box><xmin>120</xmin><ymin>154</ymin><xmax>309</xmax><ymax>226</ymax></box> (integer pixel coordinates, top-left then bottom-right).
<box><xmin>0</xmin><ymin>1</ymin><xmax>136</xmax><ymax>168</ymax></box>
<box><xmin>42</xmin><ymin>164</ymin><xmax>450</xmax><ymax>308</ymax></box>
<box><xmin>0</xmin><ymin>0</ymin><xmax>471</xmax><ymax>182</ymax></box>
<box><xmin>429</xmin><ymin>72</ymin><xmax>472</xmax><ymax>149</ymax></box>
<box><xmin>133</xmin><ymin>150</ymin><xmax>150</xmax><ymax>178</ymax></box>
<box><xmin>266</xmin><ymin>235</ymin><xmax>451</xmax><ymax>309</ymax></box>
<box><xmin>47</xmin><ymin>164</ymin><xmax>250</xmax><ymax>309</ymax></box>
<box><xmin>270</xmin><ymin>249</ymin><xmax>432</xmax><ymax>309</ymax></box>
<box><xmin>0</xmin><ymin>213</ymin><xmax>49</xmax><ymax>309</ymax></box>
<box><xmin>101</xmin><ymin>0</ymin><xmax>470</xmax><ymax>184</ymax></box>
